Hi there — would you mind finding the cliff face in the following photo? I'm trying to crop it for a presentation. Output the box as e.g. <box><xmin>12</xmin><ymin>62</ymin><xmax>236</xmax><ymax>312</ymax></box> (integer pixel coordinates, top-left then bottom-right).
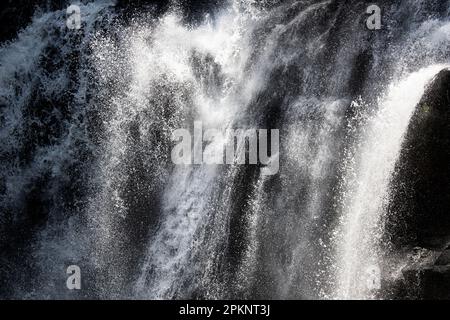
<box><xmin>389</xmin><ymin>69</ymin><xmax>450</xmax><ymax>248</ymax></box>
<box><xmin>388</xmin><ymin>69</ymin><xmax>450</xmax><ymax>299</ymax></box>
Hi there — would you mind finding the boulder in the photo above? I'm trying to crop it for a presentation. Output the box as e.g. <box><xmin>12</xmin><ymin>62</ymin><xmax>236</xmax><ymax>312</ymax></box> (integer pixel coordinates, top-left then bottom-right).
<box><xmin>387</xmin><ymin>69</ymin><xmax>450</xmax><ymax>249</ymax></box>
<box><xmin>435</xmin><ymin>246</ymin><xmax>450</xmax><ymax>266</ymax></box>
<box><xmin>388</xmin><ymin>69</ymin><xmax>450</xmax><ymax>299</ymax></box>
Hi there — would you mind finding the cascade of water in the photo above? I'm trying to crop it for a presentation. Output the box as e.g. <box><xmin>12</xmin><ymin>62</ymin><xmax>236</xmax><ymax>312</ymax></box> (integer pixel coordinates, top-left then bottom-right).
<box><xmin>334</xmin><ymin>64</ymin><xmax>450</xmax><ymax>300</ymax></box>
<box><xmin>0</xmin><ymin>0</ymin><xmax>449</xmax><ymax>300</ymax></box>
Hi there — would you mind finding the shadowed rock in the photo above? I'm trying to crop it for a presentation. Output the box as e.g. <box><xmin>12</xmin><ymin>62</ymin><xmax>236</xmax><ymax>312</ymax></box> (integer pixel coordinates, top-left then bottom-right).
<box><xmin>387</xmin><ymin>69</ymin><xmax>450</xmax><ymax>299</ymax></box>
<box><xmin>388</xmin><ymin>69</ymin><xmax>450</xmax><ymax>249</ymax></box>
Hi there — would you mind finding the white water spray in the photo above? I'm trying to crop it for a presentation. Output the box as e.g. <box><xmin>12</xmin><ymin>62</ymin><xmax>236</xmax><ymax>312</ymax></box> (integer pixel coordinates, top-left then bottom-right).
<box><xmin>334</xmin><ymin>64</ymin><xmax>449</xmax><ymax>299</ymax></box>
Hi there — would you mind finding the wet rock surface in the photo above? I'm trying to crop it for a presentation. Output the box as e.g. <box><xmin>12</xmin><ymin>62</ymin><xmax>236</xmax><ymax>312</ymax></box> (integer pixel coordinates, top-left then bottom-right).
<box><xmin>401</xmin><ymin>249</ymin><xmax>450</xmax><ymax>299</ymax></box>
<box><xmin>389</xmin><ymin>69</ymin><xmax>450</xmax><ymax>299</ymax></box>
<box><xmin>388</xmin><ymin>69</ymin><xmax>450</xmax><ymax>248</ymax></box>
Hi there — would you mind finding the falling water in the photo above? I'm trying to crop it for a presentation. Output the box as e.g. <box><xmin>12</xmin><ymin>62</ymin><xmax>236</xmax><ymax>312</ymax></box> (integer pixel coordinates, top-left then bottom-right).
<box><xmin>334</xmin><ymin>64</ymin><xmax>450</xmax><ymax>300</ymax></box>
<box><xmin>0</xmin><ymin>0</ymin><xmax>449</xmax><ymax>299</ymax></box>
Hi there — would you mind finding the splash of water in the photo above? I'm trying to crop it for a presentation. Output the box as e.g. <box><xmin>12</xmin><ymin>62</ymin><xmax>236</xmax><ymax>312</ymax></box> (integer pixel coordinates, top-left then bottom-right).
<box><xmin>334</xmin><ymin>64</ymin><xmax>449</xmax><ymax>300</ymax></box>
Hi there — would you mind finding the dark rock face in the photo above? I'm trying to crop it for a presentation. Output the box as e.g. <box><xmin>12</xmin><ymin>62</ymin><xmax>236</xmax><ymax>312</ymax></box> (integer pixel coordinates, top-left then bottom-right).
<box><xmin>387</xmin><ymin>69</ymin><xmax>450</xmax><ymax>299</ymax></box>
<box><xmin>0</xmin><ymin>0</ymin><xmax>68</xmax><ymax>43</ymax></box>
<box><xmin>435</xmin><ymin>246</ymin><xmax>450</xmax><ymax>266</ymax></box>
<box><xmin>400</xmin><ymin>246</ymin><xmax>450</xmax><ymax>299</ymax></box>
<box><xmin>0</xmin><ymin>0</ymin><xmax>41</xmax><ymax>43</ymax></box>
<box><xmin>388</xmin><ymin>69</ymin><xmax>450</xmax><ymax>248</ymax></box>
<box><xmin>403</xmin><ymin>264</ymin><xmax>450</xmax><ymax>300</ymax></box>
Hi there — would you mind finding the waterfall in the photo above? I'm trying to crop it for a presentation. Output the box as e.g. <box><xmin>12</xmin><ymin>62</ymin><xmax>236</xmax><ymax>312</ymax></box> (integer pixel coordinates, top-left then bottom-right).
<box><xmin>334</xmin><ymin>64</ymin><xmax>450</xmax><ymax>300</ymax></box>
<box><xmin>0</xmin><ymin>0</ymin><xmax>449</xmax><ymax>299</ymax></box>
<box><xmin>132</xmin><ymin>2</ymin><xmax>275</xmax><ymax>299</ymax></box>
